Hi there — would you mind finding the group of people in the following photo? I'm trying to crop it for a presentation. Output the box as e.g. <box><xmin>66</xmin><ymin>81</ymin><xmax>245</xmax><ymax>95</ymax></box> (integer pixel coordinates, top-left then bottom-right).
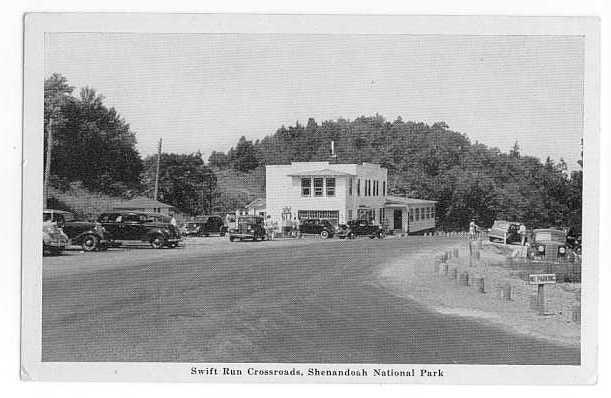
<box><xmin>469</xmin><ymin>219</ymin><xmax>528</xmax><ymax>245</ymax></box>
<box><xmin>264</xmin><ymin>215</ymin><xmax>302</xmax><ymax>240</ymax></box>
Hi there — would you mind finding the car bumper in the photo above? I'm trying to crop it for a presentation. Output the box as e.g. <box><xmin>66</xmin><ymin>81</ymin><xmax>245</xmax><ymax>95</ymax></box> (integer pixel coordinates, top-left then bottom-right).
<box><xmin>44</xmin><ymin>240</ymin><xmax>67</xmax><ymax>248</ymax></box>
<box><xmin>229</xmin><ymin>233</ymin><xmax>257</xmax><ymax>239</ymax></box>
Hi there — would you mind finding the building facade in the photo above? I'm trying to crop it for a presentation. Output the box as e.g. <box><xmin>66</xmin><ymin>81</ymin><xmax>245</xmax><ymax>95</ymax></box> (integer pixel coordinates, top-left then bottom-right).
<box><xmin>265</xmin><ymin>161</ymin><xmax>436</xmax><ymax>233</ymax></box>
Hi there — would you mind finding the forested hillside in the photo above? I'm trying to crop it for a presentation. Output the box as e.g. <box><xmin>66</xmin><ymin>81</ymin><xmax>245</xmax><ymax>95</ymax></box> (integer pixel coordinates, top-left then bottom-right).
<box><xmin>44</xmin><ymin>73</ymin><xmax>582</xmax><ymax>230</ymax></box>
<box><xmin>210</xmin><ymin>116</ymin><xmax>582</xmax><ymax>230</ymax></box>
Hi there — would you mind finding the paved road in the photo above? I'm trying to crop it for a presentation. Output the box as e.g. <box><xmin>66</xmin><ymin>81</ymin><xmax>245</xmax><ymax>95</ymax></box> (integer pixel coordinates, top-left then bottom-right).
<box><xmin>42</xmin><ymin>236</ymin><xmax>580</xmax><ymax>364</ymax></box>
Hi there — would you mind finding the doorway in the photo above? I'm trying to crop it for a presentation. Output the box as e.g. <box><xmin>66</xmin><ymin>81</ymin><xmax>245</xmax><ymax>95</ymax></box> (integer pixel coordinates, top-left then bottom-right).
<box><xmin>393</xmin><ymin>209</ymin><xmax>403</xmax><ymax>230</ymax></box>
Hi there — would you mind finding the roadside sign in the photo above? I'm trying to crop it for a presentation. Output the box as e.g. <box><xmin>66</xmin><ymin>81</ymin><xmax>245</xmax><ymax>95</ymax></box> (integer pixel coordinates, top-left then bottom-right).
<box><xmin>528</xmin><ymin>273</ymin><xmax>556</xmax><ymax>285</ymax></box>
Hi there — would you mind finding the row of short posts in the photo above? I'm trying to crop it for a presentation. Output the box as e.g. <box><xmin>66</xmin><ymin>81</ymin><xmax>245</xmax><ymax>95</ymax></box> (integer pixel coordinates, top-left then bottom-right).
<box><xmin>436</xmin><ymin>241</ymin><xmax>498</xmax><ymax>296</ymax></box>
<box><xmin>436</xmin><ymin>241</ymin><xmax>580</xmax><ymax>322</ymax></box>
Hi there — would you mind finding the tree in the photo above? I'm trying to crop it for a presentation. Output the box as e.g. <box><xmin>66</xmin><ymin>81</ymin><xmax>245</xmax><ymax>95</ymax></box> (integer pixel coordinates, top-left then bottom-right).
<box><xmin>232</xmin><ymin>136</ymin><xmax>260</xmax><ymax>172</ymax></box>
<box><xmin>142</xmin><ymin>152</ymin><xmax>217</xmax><ymax>215</ymax></box>
<box><xmin>208</xmin><ymin>151</ymin><xmax>230</xmax><ymax>169</ymax></box>
<box><xmin>509</xmin><ymin>141</ymin><xmax>520</xmax><ymax>159</ymax></box>
<box><xmin>44</xmin><ymin>74</ymin><xmax>144</xmax><ymax>194</ymax></box>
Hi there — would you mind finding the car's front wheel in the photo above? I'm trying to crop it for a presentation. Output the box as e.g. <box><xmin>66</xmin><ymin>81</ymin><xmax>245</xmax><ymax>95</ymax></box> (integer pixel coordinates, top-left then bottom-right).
<box><xmin>320</xmin><ymin>230</ymin><xmax>329</xmax><ymax>239</ymax></box>
<box><xmin>150</xmin><ymin>235</ymin><xmax>165</xmax><ymax>249</ymax></box>
<box><xmin>81</xmin><ymin>234</ymin><xmax>99</xmax><ymax>252</ymax></box>
<box><xmin>229</xmin><ymin>236</ymin><xmax>235</xmax><ymax>242</ymax></box>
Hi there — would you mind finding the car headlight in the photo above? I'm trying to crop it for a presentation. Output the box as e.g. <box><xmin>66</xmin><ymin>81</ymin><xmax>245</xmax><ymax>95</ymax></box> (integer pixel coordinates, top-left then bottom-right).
<box><xmin>558</xmin><ymin>247</ymin><xmax>566</xmax><ymax>254</ymax></box>
<box><xmin>537</xmin><ymin>245</ymin><xmax>545</xmax><ymax>252</ymax></box>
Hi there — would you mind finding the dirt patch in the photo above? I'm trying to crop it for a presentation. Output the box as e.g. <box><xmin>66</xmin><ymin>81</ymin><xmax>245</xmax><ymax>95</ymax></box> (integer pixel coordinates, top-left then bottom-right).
<box><xmin>376</xmin><ymin>239</ymin><xmax>580</xmax><ymax>347</ymax></box>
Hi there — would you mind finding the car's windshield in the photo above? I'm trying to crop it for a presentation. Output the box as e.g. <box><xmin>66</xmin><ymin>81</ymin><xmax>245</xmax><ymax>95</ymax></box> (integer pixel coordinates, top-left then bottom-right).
<box><xmin>535</xmin><ymin>230</ymin><xmax>565</xmax><ymax>243</ymax></box>
<box><xmin>492</xmin><ymin>221</ymin><xmax>508</xmax><ymax>229</ymax></box>
<box><xmin>43</xmin><ymin>212</ymin><xmax>73</xmax><ymax>223</ymax></box>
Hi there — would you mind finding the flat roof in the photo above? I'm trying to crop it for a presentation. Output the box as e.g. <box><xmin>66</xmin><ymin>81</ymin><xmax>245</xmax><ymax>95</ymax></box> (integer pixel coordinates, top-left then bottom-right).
<box><xmin>385</xmin><ymin>196</ymin><xmax>437</xmax><ymax>206</ymax></box>
<box><xmin>286</xmin><ymin>169</ymin><xmax>356</xmax><ymax>177</ymax></box>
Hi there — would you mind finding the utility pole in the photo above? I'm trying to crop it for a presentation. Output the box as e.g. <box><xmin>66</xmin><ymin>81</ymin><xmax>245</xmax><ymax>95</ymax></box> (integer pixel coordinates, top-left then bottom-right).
<box><xmin>43</xmin><ymin>105</ymin><xmax>56</xmax><ymax>208</ymax></box>
<box><xmin>154</xmin><ymin>138</ymin><xmax>162</xmax><ymax>201</ymax></box>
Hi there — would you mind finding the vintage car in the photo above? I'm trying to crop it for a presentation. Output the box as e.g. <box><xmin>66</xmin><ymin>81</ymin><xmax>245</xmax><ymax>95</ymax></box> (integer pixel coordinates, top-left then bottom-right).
<box><xmin>42</xmin><ymin>219</ymin><xmax>69</xmax><ymax>255</ymax></box>
<box><xmin>529</xmin><ymin>228</ymin><xmax>569</xmax><ymax>262</ymax></box>
<box><xmin>337</xmin><ymin>219</ymin><xmax>386</xmax><ymax>239</ymax></box>
<box><xmin>43</xmin><ymin>209</ymin><xmax>110</xmax><ymax>252</ymax></box>
<box><xmin>566</xmin><ymin>226</ymin><xmax>582</xmax><ymax>254</ymax></box>
<box><xmin>228</xmin><ymin>216</ymin><xmax>266</xmax><ymax>242</ymax></box>
<box><xmin>97</xmin><ymin>212</ymin><xmax>182</xmax><ymax>249</ymax></box>
<box><xmin>184</xmin><ymin>215</ymin><xmax>227</xmax><ymax>237</ymax></box>
<box><xmin>299</xmin><ymin>218</ymin><xmax>336</xmax><ymax>239</ymax></box>
<box><xmin>488</xmin><ymin>220</ymin><xmax>522</xmax><ymax>244</ymax></box>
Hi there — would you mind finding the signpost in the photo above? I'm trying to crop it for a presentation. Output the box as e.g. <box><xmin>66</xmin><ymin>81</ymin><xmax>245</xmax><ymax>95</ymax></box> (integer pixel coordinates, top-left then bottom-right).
<box><xmin>529</xmin><ymin>273</ymin><xmax>556</xmax><ymax>315</ymax></box>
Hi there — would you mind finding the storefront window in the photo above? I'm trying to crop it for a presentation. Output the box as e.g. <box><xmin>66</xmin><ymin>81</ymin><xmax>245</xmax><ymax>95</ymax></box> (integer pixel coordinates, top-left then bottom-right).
<box><xmin>415</xmin><ymin>208</ymin><xmax>420</xmax><ymax>221</ymax></box>
<box><xmin>348</xmin><ymin>178</ymin><xmax>353</xmax><ymax>195</ymax></box>
<box><xmin>357</xmin><ymin>179</ymin><xmax>361</xmax><ymax>196</ymax></box>
<box><xmin>301</xmin><ymin>178</ymin><xmax>311</xmax><ymax>196</ymax></box>
<box><xmin>314</xmin><ymin>178</ymin><xmax>324</xmax><ymax>197</ymax></box>
<box><xmin>383</xmin><ymin>181</ymin><xmax>386</xmax><ymax>196</ymax></box>
<box><xmin>326</xmin><ymin>178</ymin><xmax>336</xmax><ymax>196</ymax></box>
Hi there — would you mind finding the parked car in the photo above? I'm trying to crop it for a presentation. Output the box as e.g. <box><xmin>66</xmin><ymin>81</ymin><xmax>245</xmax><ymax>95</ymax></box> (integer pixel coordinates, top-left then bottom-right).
<box><xmin>529</xmin><ymin>228</ymin><xmax>569</xmax><ymax>262</ymax></box>
<box><xmin>488</xmin><ymin>220</ymin><xmax>522</xmax><ymax>244</ymax></box>
<box><xmin>42</xmin><ymin>219</ymin><xmax>69</xmax><ymax>255</ymax></box>
<box><xmin>43</xmin><ymin>209</ymin><xmax>110</xmax><ymax>252</ymax></box>
<box><xmin>299</xmin><ymin>218</ymin><xmax>335</xmax><ymax>239</ymax></box>
<box><xmin>184</xmin><ymin>215</ymin><xmax>227</xmax><ymax>237</ymax></box>
<box><xmin>228</xmin><ymin>216</ymin><xmax>265</xmax><ymax>242</ymax></box>
<box><xmin>337</xmin><ymin>219</ymin><xmax>386</xmax><ymax>239</ymax></box>
<box><xmin>566</xmin><ymin>226</ymin><xmax>582</xmax><ymax>254</ymax></box>
<box><xmin>97</xmin><ymin>212</ymin><xmax>182</xmax><ymax>249</ymax></box>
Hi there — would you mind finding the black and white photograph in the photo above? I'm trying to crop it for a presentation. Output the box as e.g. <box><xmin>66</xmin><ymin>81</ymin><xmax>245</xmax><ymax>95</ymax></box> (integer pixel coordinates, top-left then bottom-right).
<box><xmin>20</xmin><ymin>13</ymin><xmax>600</xmax><ymax>383</ymax></box>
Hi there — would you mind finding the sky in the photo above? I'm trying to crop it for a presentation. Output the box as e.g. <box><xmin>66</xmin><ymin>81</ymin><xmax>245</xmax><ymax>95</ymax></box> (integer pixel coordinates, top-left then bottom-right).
<box><xmin>45</xmin><ymin>33</ymin><xmax>584</xmax><ymax>170</ymax></box>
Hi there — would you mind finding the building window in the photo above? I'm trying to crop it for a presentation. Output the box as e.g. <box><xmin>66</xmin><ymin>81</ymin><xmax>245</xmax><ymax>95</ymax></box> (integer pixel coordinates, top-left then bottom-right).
<box><xmin>313</xmin><ymin>177</ymin><xmax>324</xmax><ymax>197</ymax></box>
<box><xmin>347</xmin><ymin>209</ymin><xmax>353</xmax><ymax>220</ymax></box>
<box><xmin>375</xmin><ymin>180</ymin><xmax>379</xmax><ymax>196</ymax></box>
<box><xmin>301</xmin><ymin>178</ymin><xmax>311</xmax><ymax>196</ymax></box>
<box><xmin>415</xmin><ymin>208</ymin><xmax>420</xmax><ymax>221</ymax></box>
<box><xmin>383</xmin><ymin>181</ymin><xmax>386</xmax><ymax>196</ymax></box>
<box><xmin>357</xmin><ymin>179</ymin><xmax>361</xmax><ymax>196</ymax></box>
<box><xmin>298</xmin><ymin>210</ymin><xmax>339</xmax><ymax>224</ymax></box>
<box><xmin>409</xmin><ymin>210</ymin><xmax>414</xmax><ymax>222</ymax></box>
<box><xmin>348</xmin><ymin>178</ymin><xmax>353</xmax><ymax>195</ymax></box>
<box><xmin>326</xmin><ymin>178</ymin><xmax>336</xmax><ymax>196</ymax></box>
<box><xmin>431</xmin><ymin>208</ymin><xmax>436</xmax><ymax>220</ymax></box>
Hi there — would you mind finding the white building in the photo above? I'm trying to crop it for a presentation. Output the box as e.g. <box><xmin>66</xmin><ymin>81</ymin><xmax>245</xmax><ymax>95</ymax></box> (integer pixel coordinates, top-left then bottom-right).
<box><xmin>265</xmin><ymin>161</ymin><xmax>437</xmax><ymax>234</ymax></box>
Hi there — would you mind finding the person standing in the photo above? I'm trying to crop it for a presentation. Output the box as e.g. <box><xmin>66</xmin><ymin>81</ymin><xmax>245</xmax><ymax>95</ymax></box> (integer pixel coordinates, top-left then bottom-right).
<box><xmin>519</xmin><ymin>223</ymin><xmax>527</xmax><ymax>246</ymax></box>
<box><xmin>291</xmin><ymin>216</ymin><xmax>300</xmax><ymax>238</ymax></box>
<box><xmin>469</xmin><ymin>219</ymin><xmax>477</xmax><ymax>240</ymax></box>
<box><xmin>264</xmin><ymin>215</ymin><xmax>274</xmax><ymax>241</ymax></box>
